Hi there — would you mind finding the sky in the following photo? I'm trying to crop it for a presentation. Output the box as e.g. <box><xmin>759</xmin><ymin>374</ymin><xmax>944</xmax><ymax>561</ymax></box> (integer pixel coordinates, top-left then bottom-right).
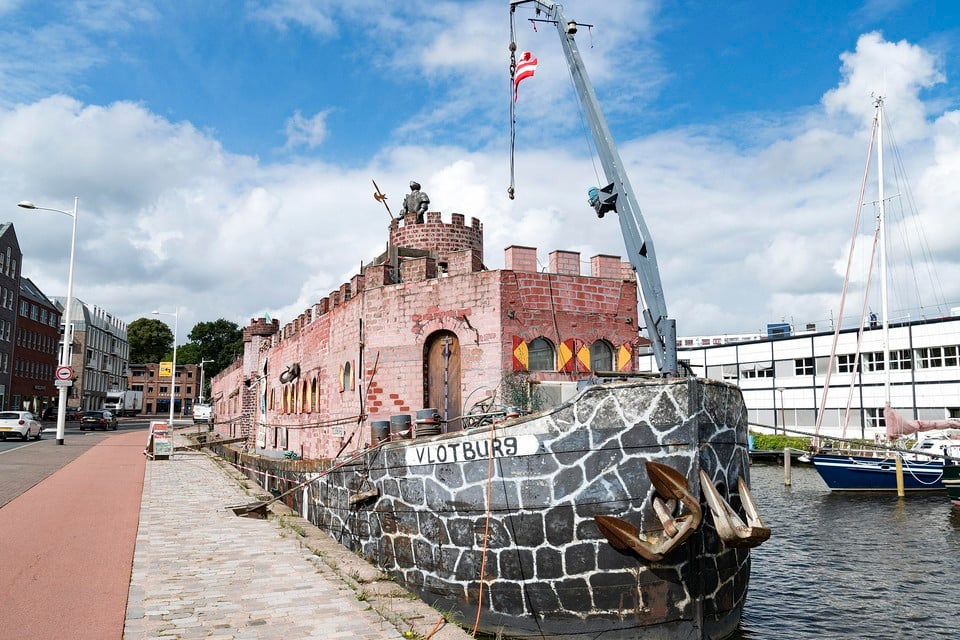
<box><xmin>2</xmin><ymin>0</ymin><xmax>960</xmax><ymax>342</ymax></box>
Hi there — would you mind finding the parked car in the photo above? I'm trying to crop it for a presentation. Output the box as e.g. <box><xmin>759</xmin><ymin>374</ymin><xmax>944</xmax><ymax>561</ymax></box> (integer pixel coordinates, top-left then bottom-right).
<box><xmin>44</xmin><ymin>407</ymin><xmax>82</xmax><ymax>421</ymax></box>
<box><xmin>80</xmin><ymin>410</ymin><xmax>118</xmax><ymax>431</ymax></box>
<box><xmin>0</xmin><ymin>411</ymin><xmax>43</xmax><ymax>441</ymax></box>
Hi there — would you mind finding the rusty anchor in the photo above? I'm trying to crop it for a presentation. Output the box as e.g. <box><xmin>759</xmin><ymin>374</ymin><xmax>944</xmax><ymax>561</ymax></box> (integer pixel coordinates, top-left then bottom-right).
<box><xmin>595</xmin><ymin>461</ymin><xmax>702</xmax><ymax>562</ymax></box>
<box><xmin>698</xmin><ymin>470</ymin><xmax>770</xmax><ymax>548</ymax></box>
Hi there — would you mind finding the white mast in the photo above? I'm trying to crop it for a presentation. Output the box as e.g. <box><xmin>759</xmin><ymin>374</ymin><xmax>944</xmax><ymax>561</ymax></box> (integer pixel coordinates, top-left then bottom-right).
<box><xmin>876</xmin><ymin>97</ymin><xmax>891</xmax><ymax>404</ymax></box>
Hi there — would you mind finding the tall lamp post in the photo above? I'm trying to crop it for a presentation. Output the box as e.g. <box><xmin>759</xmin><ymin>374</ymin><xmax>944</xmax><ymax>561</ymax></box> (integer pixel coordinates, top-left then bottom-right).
<box><xmin>18</xmin><ymin>198</ymin><xmax>78</xmax><ymax>446</ymax></box>
<box><xmin>152</xmin><ymin>308</ymin><xmax>179</xmax><ymax>427</ymax></box>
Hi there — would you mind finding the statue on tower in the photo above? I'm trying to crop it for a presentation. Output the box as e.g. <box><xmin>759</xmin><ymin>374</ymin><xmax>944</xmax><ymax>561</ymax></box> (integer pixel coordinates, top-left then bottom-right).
<box><xmin>400</xmin><ymin>181</ymin><xmax>430</xmax><ymax>223</ymax></box>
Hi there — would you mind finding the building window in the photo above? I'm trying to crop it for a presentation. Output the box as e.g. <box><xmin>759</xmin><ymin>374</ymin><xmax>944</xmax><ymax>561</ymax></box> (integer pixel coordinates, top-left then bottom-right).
<box><xmin>589</xmin><ymin>340</ymin><xmax>614</xmax><ymax>372</ymax></box>
<box><xmin>889</xmin><ymin>349</ymin><xmax>912</xmax><ymax>370</ymax></box>
<box><xmin>863</xmin><ymin>352</ymin><xmax>886</xmax><ymax>372</ymax></box>
<box><xmin>794</xmin><ymin>358</ymin><xmax>814</xmax><ymax>376</ymax></box>
<box><xmin>865</xmin><ymin>407</ymin><xmax>885</xmax><ymax>429</ymax></box>
<box><xmin>946</xmin><ymin>346</ymin><xmax>959</xmax><ymax>367</ymax></box>
<box><xmin>916</xmin><ymin>346</ymin><xmax>958</xmax><ymax>369</ymax></box>
<box><xmin>528</xmin><ymin>337</ymin><xmax>556</xmax><ymax>371</ymax></box>
<box><xmin>741</xmin><ymin>363</ymin><xmax>773</xmax><ymax>378</ymax></box>
<box><xmin>837</xmin><ymin>354</ymin><xmax>859</xmax><ymax>373</ymax></box>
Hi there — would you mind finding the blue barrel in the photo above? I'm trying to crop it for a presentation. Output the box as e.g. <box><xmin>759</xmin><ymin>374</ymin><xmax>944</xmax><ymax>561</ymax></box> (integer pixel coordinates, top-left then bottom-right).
<box><xmin>389</xmin><ymin>414</ymin><xmax>412</xmax><ymax>440</ymax></box>
<box><xmin>748</xmin><ymin>435</ymin><xmax>755</xmax><ymax>450</ymax></box>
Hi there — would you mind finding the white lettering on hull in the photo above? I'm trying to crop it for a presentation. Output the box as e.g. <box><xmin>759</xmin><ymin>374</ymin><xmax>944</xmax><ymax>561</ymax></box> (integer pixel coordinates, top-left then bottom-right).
<box><xmin>405</xmin><ymin>433</ymin><xmax>539</xmax><ymax>466</ymax></box>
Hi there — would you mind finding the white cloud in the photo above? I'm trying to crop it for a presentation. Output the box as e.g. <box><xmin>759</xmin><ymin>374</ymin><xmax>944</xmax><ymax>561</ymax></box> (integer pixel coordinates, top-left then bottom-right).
<box><xmin>284</xmin><ymin>109</ymin><xmax>332</xmax><ymax>149</ymax></box>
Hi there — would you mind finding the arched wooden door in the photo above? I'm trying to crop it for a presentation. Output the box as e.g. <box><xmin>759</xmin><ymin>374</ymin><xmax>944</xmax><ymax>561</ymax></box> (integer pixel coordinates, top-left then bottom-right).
<box><xmin>425</xmin><ymin>331</ymin><xmax>461</xmax><ymax>431</ymax></box>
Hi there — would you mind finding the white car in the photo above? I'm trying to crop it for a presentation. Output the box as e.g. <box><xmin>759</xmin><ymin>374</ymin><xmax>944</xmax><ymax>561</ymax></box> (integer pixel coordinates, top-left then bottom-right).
<box><xmin>0</xmin><ymin>411</ymin><xmax>43</xmax><ymax>441</ymax></box>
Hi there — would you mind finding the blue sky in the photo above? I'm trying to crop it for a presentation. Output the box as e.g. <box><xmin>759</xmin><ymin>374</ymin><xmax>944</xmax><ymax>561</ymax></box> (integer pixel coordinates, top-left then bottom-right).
<box><xmin>2</xmin><ymin>0</ymin><xmax>960</xmax><ymax>339</ymax></box>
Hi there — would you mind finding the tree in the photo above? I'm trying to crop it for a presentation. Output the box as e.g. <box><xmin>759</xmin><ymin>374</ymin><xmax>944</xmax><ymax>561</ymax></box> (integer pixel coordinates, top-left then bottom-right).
<box><xmin>128</xmin><ymin>318</ymin><xmax>174</xmax><ymax>364</ymax></box>
<box><xmin>171</xmin><ymin>342</ymin><xmax>200</xmax><ymax>365</ymax></box>
<box><xmin>187</xmin><ymin>319</ymin><xmax>243</xmax><ymax>377</ymax></box>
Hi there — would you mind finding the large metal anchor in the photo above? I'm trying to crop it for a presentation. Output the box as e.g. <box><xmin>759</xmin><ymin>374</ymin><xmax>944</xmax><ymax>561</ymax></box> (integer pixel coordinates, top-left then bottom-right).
<box><xmin>698</xmin><ymin>470</ymin><xmax>770</xmax><ymax>548</ymax></box>
<box><xmin>594</xmin><ymin>461</ymin><xmax>702</xmax><ymax>562</ymax></box>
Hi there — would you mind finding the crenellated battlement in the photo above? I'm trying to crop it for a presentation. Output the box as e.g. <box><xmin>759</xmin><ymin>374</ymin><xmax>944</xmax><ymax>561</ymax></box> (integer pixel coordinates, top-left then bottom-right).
<box><xmin>504</xmin><ymin>245</ymin><xmax>633</xmax><ymax>280</ymax></box>
<box><xmin>389</xmin><ymin>211</ymin><xmax>483</xmax><ymax>267</ymax></box>
<box><xmin>243</xmin><ymin>317</ymin><xmax>279</xmax><ymax>341</ymax></box>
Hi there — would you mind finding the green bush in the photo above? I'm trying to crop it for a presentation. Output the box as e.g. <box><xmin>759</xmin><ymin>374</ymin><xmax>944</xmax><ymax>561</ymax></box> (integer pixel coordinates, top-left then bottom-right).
<box><xmin>750</xmin><ymin>432</ymin><xmax>811</xmax><ymax>451</ymax></box>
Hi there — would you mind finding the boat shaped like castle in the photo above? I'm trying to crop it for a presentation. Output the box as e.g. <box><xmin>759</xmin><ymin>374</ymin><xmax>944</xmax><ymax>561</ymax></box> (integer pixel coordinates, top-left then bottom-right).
<box><xmin>209</xmin><ymin>210</ymin><xmax>764</xmax><ymax>638</ymax></box>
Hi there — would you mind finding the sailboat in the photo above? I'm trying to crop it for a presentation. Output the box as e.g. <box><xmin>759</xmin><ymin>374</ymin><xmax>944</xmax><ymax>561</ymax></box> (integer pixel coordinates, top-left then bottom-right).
<box><xmin>809</xmin><ymin>97</ymin><xmax>960</xmax><ymax>491</ymax></box>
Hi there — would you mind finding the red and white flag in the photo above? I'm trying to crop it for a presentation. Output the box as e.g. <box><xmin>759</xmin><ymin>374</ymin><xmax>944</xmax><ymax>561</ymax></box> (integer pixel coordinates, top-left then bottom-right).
<box><xmin>513</xmin><ymin>51</ymin><xmax>538</xmax><ymax>102</ymax></box>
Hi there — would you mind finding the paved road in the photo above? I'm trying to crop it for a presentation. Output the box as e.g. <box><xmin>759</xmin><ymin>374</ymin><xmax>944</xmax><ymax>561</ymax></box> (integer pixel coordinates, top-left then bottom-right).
<box><xmin>0</xmin><ymin>429</ymin><xmax>145</xmax><ymax>640</ymax></box>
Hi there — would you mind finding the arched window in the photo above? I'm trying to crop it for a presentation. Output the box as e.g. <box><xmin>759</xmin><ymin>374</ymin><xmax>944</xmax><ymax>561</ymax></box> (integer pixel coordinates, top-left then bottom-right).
<box><xmin>528</xmin><ymin>337</ymin><xmax>556</xmax><ymax>371</ymax></box>
<box><xmin>590</xmin><ymin>340</ymin><xmax>614</xmax><ymax>372</ymax></box>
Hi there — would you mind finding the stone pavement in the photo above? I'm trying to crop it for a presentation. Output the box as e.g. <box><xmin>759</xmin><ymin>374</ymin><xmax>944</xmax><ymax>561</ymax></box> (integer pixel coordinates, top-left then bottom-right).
<box><xmin>124</xmin><ymin>433</ymin><xmax>472</xmax><ymax>640</ymax></box>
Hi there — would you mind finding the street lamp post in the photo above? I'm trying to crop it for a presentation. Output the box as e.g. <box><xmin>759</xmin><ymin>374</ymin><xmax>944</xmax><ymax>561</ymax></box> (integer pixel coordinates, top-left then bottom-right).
<box><xmin>152</xmin><ymin>308</ymin><xmax>179</xmax><ymax>427</ymax></box>
<box><xmin>18</xmin><ymin>198</ymin><xmax>78</xmax><ymax>446</ymax></box>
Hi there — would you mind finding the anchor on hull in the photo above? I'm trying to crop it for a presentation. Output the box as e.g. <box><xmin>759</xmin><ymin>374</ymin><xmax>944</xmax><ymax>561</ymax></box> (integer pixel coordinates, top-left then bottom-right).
<box><xmin>595</xmin><ymin>460</ymin><xmax>770</xmax><ymax>561</ymax></box>
<box><xmin>594</xmin><ymin>461</ymin><xmax>703</xmax><ymax>562</ymax></box>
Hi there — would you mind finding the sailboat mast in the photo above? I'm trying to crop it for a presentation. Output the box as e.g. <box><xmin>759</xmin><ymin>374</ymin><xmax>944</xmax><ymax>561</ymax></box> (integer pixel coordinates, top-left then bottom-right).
<box><xmin>876</xmin><ymin>97</ymin><xmax>891</xmax><ymax>405</ymax></box>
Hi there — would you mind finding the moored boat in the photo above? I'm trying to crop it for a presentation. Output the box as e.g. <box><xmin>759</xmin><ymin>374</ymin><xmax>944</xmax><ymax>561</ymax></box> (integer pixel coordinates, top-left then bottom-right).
<box><xmin>806</xmin><ymin>97</ymin><xmax>960</xmax><ymax>491</ymax></box>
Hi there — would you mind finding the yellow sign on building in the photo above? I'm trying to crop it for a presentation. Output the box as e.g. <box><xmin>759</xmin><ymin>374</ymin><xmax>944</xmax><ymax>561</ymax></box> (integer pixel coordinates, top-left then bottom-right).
<box><xmin>159</xmin><ymin>362</ymin><xmax>173</xmax><ymax>377</ymax></box>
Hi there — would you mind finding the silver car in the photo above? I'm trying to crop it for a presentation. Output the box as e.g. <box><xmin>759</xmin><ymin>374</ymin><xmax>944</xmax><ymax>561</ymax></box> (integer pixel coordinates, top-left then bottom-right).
<box><xmin>0</xmin><ymin>411</ymin><xmax>43</xmax><ymax>441</ymax></box>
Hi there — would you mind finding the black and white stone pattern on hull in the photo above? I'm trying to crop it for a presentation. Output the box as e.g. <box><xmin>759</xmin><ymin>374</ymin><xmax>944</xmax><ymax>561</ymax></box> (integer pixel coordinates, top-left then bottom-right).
<box><xmin>251</xmin><ymin>378</ymin><xmax>753</xmax><ymax>640</ymax></box>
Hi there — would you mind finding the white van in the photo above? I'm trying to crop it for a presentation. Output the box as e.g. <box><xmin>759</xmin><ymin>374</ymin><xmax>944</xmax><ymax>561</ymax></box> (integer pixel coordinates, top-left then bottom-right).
<box><xmin>193</xmin><ymin>403</ymin><xmax>213</xmax><ymax>424</ymax></box>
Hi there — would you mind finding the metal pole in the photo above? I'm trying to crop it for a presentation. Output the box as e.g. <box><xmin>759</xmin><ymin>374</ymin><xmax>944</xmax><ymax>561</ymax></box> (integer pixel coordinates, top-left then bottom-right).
<box><xmin>54</xmin><ymin>197</ymin><xmax>79</xmax><ymax>445</ymax></box>
<box><xmin>18</xmin><ymin>197</ymin><xmax>78</xmax><ymax>446</ymax></box>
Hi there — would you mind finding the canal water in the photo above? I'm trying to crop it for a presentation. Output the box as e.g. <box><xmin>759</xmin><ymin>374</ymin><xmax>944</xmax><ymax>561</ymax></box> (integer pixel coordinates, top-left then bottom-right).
<box><xmin>734</xmin><ymin>462</ymin><xmax>957</xmax><ymax>639</ymax></box>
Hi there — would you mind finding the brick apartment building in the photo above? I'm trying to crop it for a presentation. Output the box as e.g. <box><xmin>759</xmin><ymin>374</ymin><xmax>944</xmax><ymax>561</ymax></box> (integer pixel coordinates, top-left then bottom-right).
<box><xmin>211</xmin><ymin>210</ymin><xmax>645</xmax><ymax>460</ymax></box>
<box><xmin>129</xmin><ymin>362</ymin><xmax>200</xmax><ymax>416</ymax></box>
<box><xmin>12</xmin><ymin>278</ymin><xmax>60</xmax><ymax>414</ymax></box>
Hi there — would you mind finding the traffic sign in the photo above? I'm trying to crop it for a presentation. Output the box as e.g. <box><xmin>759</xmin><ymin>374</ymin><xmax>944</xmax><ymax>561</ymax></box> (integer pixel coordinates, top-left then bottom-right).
<box><xmin>55</xmin><ymin>365</ymin><xmax>73</xmax><ymax>381</ymax></box>
<box><xmin>54</xmin><ymin>379</ymin><xmax>73</xmax><ymax>388</ymax></box>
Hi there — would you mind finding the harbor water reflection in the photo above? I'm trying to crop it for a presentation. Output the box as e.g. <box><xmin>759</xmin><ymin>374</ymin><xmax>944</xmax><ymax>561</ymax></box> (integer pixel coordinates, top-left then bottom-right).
<box><xmin>734</xmin><ymin>463</ymin><xmax>958</xmax><ymax>639</ymax></box>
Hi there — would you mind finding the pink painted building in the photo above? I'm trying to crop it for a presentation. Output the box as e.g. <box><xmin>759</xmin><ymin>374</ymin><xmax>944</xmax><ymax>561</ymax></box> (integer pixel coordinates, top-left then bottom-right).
<box><xmin>209</xmin><ymin>210</ymin><xmax>644</xmax><ymax>460</ymax></box>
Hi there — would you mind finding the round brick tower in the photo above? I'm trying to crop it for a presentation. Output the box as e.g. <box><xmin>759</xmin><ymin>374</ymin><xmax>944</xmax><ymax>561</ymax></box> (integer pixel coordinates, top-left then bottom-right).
<box><xmin>389</xmin><ymin>211</ymin><xmax>483</xmax><ymax>268</ymax></box>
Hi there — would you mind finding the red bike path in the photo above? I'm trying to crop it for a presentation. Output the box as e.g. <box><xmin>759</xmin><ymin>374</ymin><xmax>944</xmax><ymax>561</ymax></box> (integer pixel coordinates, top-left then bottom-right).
<box><xmin>0</xmin><ymin>430</ymin><xmax>146</xmax><ymax>640</ymax></box>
